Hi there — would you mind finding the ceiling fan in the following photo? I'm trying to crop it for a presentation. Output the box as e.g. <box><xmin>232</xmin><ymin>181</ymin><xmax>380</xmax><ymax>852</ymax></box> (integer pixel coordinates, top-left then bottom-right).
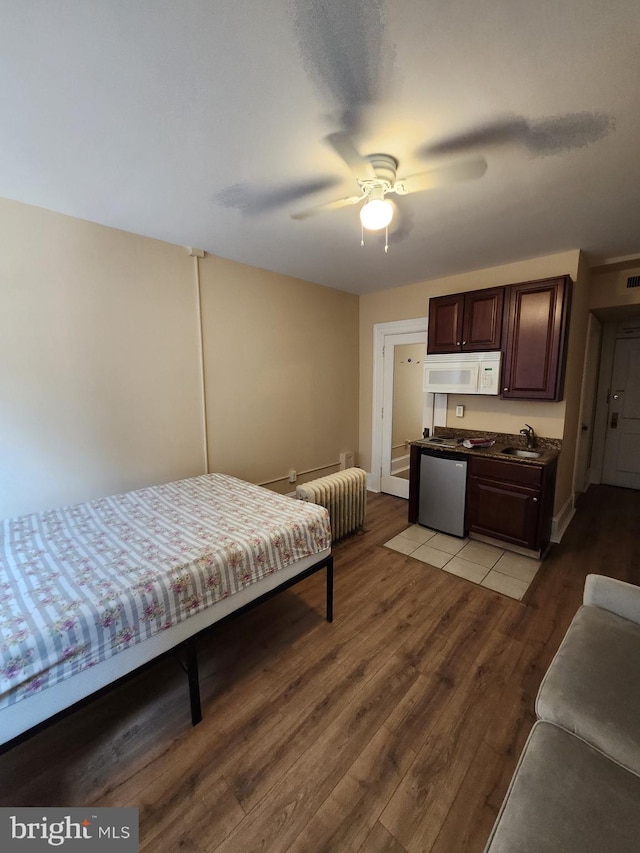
<box><xmin>287</xmin><ymin>2</ymin><xmax>614</xmax><ymax>251</ymax></box>
<box><xmin>291</xmin><ymin>132</ymin><xmax>487</xmax><ymax>250</ymax></box>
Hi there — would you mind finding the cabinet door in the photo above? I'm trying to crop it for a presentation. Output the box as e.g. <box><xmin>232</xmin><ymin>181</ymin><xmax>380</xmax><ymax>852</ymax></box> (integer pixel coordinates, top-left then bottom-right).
<box><xmin>501</xmin><ymin>276</ymin><xmax>571</xmax><ymax>401</ymax></box>
<box><xmin>462</xmin><ymin>287</ymin><xmax>504</xmax><ymax>351</ymax></box>
<box><xmin>467</xmin><ymin>475</ymin><xmax>540</xmax><ymax>549</ymax></box>
<box><xmin>427</xmin><ymin>294</ymin><xmax>464</xmax><ymax>353</ymax></box>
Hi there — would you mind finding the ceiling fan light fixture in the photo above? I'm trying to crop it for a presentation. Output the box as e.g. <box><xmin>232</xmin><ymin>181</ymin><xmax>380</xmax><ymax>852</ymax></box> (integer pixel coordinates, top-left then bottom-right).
<box><xmin>359</xmin><ymin>187</ymin><xmax>393</xmax><ymax>231</ymax></box>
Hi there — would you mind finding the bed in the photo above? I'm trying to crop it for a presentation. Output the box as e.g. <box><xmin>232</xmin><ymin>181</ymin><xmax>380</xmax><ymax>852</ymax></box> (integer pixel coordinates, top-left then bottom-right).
<box><xmin>0</xmin><ymin>473</ymin><xmax>332</xmax><ymax>749</ymax></box>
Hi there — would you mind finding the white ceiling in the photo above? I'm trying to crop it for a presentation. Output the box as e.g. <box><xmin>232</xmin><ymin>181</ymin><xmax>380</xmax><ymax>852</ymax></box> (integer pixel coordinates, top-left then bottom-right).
<box><xmin>1</xmin><ymin>1</ymin><xmax>639</xmax><ymax>295</ymax></box>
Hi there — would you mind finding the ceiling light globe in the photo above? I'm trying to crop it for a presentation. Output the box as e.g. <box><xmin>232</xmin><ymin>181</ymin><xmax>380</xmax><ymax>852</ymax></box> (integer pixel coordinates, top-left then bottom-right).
<box><xmin>360</xmin><ymin>198</ymin><xmax>393</xmax><ymax>231</ymax></box>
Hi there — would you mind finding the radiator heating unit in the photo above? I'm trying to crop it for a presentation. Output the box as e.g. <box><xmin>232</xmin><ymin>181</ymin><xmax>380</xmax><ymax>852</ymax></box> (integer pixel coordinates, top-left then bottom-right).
<box><xmin>296</xmin><ymin>468</ymin><xmax>367</xmax><ymax>541</ymax></box>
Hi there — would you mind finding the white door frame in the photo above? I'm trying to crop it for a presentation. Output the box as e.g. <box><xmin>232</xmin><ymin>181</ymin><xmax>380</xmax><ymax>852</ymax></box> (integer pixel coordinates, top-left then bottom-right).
<box><xmin>370</xmin><ymin>318</ymin><xmax>447</xmax><ymax>494</ymax></box>
<box><xmin>590</xmin><ymin>321</ymin><xmax>617</xmax><ymax>483</ymax></box>
<box><xmin>572</xmin><ymin>312</ymin><xmax>602</xmax><ymax>495</ymax></box>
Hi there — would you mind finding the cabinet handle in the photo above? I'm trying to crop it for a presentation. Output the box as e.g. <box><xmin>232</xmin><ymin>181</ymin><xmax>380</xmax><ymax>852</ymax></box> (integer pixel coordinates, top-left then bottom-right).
<box><xmin>532</xmin><ymin>497</ymin><xmax>538</xmax><ymax>503</ymax></box>
<box><xmin>456</xmin><ymin>341</ymin><xmax>461</xmax><ymax>346</ymax></box>
<box><xmin>462</xmin><ymin>341</ymin><xmax>467</xmax><ymax>345</ymax></box>
<box><xmin>503</xmin><ymin>387</ymin><xmax>509</xmax><ymax>392</ymax></box>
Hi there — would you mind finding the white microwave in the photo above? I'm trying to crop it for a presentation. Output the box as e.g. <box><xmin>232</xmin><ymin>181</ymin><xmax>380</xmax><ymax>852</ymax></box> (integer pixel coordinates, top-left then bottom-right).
<box><xmin>423</xmin><ymin>351</ymin><xmax>502</xmax><ymax>395</ymax></box>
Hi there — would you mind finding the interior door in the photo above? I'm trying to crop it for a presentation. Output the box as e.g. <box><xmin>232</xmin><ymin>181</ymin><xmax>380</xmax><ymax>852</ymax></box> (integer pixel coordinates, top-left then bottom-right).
<box><xmin>381</xmin><ymin>336</ymin><xmax>426</xmax><ymax>499</ymax></box>
<box><xmin>602</xmin><ymin>337</ymin><xmax>640</xmax><ymax>489</ymax></box>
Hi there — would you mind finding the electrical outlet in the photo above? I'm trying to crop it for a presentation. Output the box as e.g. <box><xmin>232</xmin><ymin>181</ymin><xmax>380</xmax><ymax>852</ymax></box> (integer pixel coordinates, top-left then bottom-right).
<box><xmin>456</xmin><ymin>405</ymin><xmax>464</xmax><ymax>417</ymax></box>
<box><xmin>288</xmin><ymin>470</ymin><xmax>297</xmax><ymax>483</ymax></box>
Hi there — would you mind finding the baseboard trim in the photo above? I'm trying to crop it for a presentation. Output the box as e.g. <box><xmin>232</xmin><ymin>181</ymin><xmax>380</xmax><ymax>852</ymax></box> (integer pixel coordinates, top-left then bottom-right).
<box><xmin>551</xmin><ymin>494</ymin><xmax>576</xmax><ymax>543</ymax></box>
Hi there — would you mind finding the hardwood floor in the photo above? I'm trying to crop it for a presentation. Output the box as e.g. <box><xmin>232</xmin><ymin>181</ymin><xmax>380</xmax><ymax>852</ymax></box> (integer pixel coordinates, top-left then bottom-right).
<box><xmin>1</xmin><ymin>484</ymin><xmax>639</xmax><ymax>852</ymax></box>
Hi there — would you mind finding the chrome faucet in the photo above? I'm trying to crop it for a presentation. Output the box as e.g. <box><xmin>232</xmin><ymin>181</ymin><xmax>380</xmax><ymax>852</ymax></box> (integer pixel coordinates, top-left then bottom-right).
<box><xmin>520</xmin><ymin>423</ymin><xmax>536</xmax><ymax>449</ymax></box>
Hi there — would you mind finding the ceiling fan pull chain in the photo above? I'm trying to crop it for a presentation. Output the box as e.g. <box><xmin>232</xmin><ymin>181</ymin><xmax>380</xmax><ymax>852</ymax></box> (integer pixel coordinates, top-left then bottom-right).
<box><xmin>385</xmin><ymin>225</ymin><xmax>389</xmax><ymax>253</ymax></box>
<box><xmin>361</xmin><ymin>222</ymin><xmax>365</xmax><ymax>247</ymax></box>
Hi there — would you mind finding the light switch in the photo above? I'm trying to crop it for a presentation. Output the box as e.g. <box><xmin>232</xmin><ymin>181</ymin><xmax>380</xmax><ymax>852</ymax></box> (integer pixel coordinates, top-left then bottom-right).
<box><xmin>455</xmin><ymin>405</ymin><xmax>464</xmax><ymax>418</ymax></box>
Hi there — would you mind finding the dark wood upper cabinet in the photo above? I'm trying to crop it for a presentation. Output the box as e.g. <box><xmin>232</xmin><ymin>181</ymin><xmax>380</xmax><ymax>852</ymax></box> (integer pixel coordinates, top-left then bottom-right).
<box><xmin>427</xmin><ymin>288</ymin><xmax>504</xmax><ymax>354</ymax></box>
<box><xmin>427</xmin><ymin>293</ymin><xmax>464</xmax><ymax>353</ymax></box>
<box><xmin>501</xmin><ymin>276</ymin><xmax>572</xmax><ymax>401</ymax></box>
<box><xmin>462</xmin><ymin>287</ymin><xmax>505</xmax><ymax>351</ymax></box>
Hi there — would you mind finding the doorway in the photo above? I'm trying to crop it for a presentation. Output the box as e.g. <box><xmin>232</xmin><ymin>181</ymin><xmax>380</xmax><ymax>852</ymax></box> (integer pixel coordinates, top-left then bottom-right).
<box><xmin>371</xmin><ymin>318</ymin><xmax>446</xmax><ymax>499</ymax></box>
<box><xmin>381</xmin><ymin>334</ymin><xmax>427</xmax><ymax>497</ymax></box>
<box><xmin>592</xmin><ymin>316</ymin><xmax>640</xmax><ymax>490</ymax></box>
<box><xmin>389</xmin><ymin>342</ymin><xmax>425</xmax><ymax>481</ymax></box>
<box><xmin>602</xmin><ymin>335</ymin><xmax>640</xmax><ymax>489</ymax></box>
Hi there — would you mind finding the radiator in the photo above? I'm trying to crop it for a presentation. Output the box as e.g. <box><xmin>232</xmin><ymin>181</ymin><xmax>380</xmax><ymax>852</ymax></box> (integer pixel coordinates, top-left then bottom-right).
<box><xmin>295</xmin><ymin>468</ymin><xmax>367</xmax><ymax>542</ymax></box>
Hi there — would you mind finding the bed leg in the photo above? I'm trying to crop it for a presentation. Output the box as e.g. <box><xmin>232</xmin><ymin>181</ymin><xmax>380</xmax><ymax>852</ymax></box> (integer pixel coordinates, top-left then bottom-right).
<box><xmin>326</xmin><ymin>556</ymin><xmax>334</xmax><ymax>623</ymax></box>
<box><xmin>185</xmin><ymin>637</ymin><xmax>202</xmax><ymax>726</ymax></box>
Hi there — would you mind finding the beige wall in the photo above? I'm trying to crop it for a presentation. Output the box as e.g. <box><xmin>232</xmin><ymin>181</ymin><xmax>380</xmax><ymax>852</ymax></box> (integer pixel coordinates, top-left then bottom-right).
<box><xmin>0</xmin><ymin>197</ymin><xmax>205</xmax><ymax>518</ymax></box>
<box><xmin>0</xmin><ymin>198</ymin><xmax>361</xmax><ymax>518</ymax></box>
<box><xmin>360</xmin><ymin>250</ymin><xmax>582</xmax><ymax>487</ymax></box>
<box><xmin>198</xmin><ymin>256</ymin><xmax>359</xmax><ymax>494</ymax></box>
<box><xmin>590</xmin><ymin>264</ymin><xmax>640</xmax><ymax>313</ymax></box>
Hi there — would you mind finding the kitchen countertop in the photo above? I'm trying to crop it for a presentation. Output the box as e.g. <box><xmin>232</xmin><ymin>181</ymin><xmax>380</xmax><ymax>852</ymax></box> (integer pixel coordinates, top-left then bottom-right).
<box><xmin>410</xmin><ymin>427</ymin><xmax>561</xmax><ymax>466</ymax></box>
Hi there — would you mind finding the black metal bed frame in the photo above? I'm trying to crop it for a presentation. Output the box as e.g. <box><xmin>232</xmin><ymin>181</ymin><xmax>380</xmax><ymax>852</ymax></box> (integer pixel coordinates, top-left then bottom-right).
<box><xmin>177</xmin><ymin>552</ymin><xmax>333</xmax><ymax>725</ymax></box>
<box><xmin>0</xmin><ymin>553</ymin><xmax>333</xmax><ymax>755</ymax></box>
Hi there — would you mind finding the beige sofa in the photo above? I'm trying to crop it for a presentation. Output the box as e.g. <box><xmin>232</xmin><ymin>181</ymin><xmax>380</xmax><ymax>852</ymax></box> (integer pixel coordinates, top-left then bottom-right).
<box><xmin>484</xmin><ymin>574</ymin><xmax>640</xmax><ymax>852</ymax></box>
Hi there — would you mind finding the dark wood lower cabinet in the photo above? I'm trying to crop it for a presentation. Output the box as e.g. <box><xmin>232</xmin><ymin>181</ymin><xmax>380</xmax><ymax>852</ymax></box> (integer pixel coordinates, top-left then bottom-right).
<box><xmin>466</xmin><ymin>455</ymin><xmax>557</xmax><ymax>554</ymax></box>
<box><xmin>467</xmin><ymin>476</ymin><xmax>540</xmax><ymax>548</ymax></box>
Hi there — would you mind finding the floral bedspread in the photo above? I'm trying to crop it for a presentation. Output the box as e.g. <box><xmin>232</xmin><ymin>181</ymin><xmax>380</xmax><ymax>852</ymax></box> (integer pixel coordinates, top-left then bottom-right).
<box><xmin>0</xmin><ymin>474</ymin><xmax>331</xmax><ymax>709</ymax></box>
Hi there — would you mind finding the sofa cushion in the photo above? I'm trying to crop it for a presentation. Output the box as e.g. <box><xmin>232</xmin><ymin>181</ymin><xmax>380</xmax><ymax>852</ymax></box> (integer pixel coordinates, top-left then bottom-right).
<box><xmin>484</xmin><ymin>721</ymin><xmax>640</xmax><ymax>853</ymax></box>
<box><xmin>536</xmin><ymin>604</ymin><xmax>640</xmax><ymax>774</ymax></box>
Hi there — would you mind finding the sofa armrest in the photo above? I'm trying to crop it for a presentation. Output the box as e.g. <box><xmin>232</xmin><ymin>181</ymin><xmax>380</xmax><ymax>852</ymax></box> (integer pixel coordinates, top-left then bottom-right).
<box><xmin>583</xmin><ymin>574</ymin><xmax>640</xmax><ymax>625</ymax></box>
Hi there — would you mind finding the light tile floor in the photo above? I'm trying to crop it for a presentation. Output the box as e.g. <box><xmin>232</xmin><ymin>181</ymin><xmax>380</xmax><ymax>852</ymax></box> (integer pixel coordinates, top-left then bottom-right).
<box><xmin>384</xmin><ymin>525</ymin><xmax>541</xmax><ymax>601</ymax></box>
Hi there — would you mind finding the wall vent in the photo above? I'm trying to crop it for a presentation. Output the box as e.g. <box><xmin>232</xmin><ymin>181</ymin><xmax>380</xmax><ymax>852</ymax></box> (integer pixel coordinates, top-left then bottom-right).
<box><xmin>627</xmin><ymin>275</ymin><xmax>640</xmax><ymax>288</ymax></box>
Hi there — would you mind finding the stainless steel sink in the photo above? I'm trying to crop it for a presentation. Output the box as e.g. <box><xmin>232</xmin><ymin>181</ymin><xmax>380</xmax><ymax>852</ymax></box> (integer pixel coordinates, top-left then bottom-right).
<box><xmin>501</xmin><ymin>447</ymin><xmax>543</xmax><ymax>459</ymax></box>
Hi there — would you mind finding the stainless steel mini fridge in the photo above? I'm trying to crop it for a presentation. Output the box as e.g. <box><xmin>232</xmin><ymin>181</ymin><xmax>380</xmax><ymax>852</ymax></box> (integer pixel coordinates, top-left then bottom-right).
<box><xmin>418</xmin><ymin>451</ymin><xmax>468</xmax><ymax>537</ymax></box>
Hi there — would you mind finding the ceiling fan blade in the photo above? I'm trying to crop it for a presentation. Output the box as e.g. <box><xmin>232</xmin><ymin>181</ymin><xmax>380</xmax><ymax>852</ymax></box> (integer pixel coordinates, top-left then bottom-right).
<box><xmin>520</xmin><ymin>112</ymin><xmax>615</xmax><ymax>156</ymax></box>
<box><xmin>214</xmin><ymin>177</ymin><xmax>341</xmax><ymax>214</ymax></box>
<box><xmin>326</xmin><ymin>132</ymin><xmax>376</xmax><ymax>182</ymax></box>
<box><xmin>420</xmin><ymin>119</ymin><xmax>528</xmax><ymax>158</ymax></box>
<box><xmin>292</xmin><ymin>0</ymin><xmax>394</xmax><ymax>136</ymax></box>
<box><xmin>395</xmin><ymin>157</ymin><xmax>487</xmax><ymax>195</ymax></box>
<box><xmin>291</xmin><ymin>193</ymin><xmax>365</xmax><ymax>220</ymax></box>
<box><xmin>421</xmin><ymin>112</ymin><xmax>615</xmax><ymax>159</ymax></box>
